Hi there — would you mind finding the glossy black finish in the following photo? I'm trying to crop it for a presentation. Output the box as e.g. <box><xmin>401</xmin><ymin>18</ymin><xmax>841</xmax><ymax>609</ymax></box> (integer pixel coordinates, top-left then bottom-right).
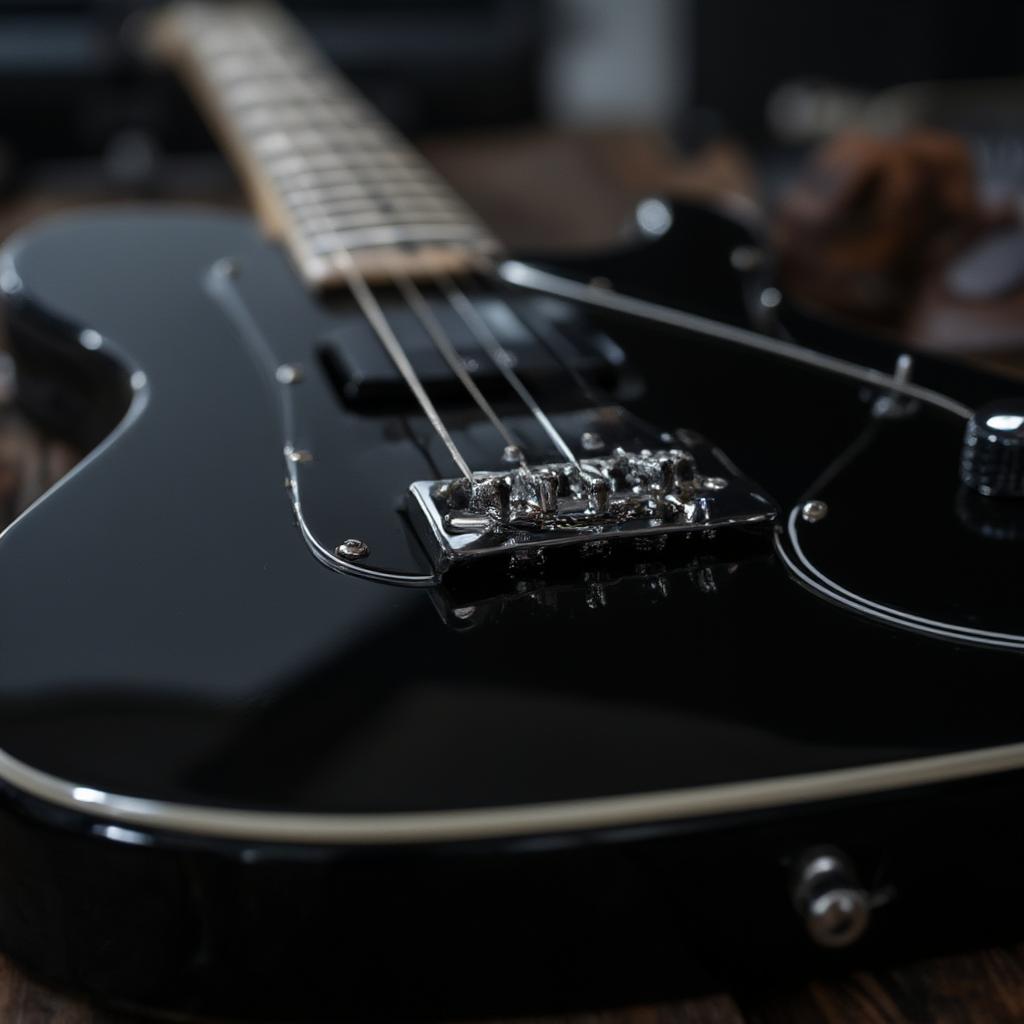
<box><xmin>0</xmin><ymin>202</ymin><xmax>1022</xmax><ymax>1018</ymax></box>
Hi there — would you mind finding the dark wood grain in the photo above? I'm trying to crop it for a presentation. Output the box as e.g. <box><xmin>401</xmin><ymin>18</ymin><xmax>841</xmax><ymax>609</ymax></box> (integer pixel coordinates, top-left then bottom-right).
<box><xmin>0</xmin><ymin>954</ymin><xmax>117</xmax><ymax>1023</ymax></box>
<box><xmin>12</xmin><ymin>943</ymin><xmax>1024</xmax><ymax>1024</ymax></box>
<box><xmin>740</xmin><ymin>947</ymin><xmax>1024</xmax><ymax>1024</ymax></box>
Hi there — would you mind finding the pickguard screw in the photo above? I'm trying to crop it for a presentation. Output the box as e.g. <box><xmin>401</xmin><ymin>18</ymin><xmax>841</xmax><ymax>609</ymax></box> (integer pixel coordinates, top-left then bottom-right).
<box><xmin>276</xmin><ymin>363</ymin><xmax>303</xmax><ymax>384</ymax></box>
<box><xmin>581</xmin><ymin>431</ymin><xmax>604</xmax><ymax>452</ymax></box>
<box><xmin>801</xmin><ymin>500</ymin><xmax>829</xmax><ymax>523</ymax></box>
<box><xmin>702</xmin><ymin>476</ymin><xmax>728</xmax><ymax>491</ymax></box>
<box><xmin>336</xmin><ymin>539</ymin><xmax>369</xmax><ymax>560</ymax></box>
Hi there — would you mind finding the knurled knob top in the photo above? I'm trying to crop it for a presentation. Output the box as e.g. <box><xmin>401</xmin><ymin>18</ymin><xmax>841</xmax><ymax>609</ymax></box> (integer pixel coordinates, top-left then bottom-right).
<box><xmin>961</xmin><ymin>400</ymin><xmax>1024</xmax><ymax>498</ymax></box>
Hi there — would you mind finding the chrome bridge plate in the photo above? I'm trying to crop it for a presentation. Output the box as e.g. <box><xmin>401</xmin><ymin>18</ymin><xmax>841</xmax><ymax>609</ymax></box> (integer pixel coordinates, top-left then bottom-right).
<box><xmin>408</xmin><ymin>430</ymin><xmax>777</xmax><ymax>572</ymax></box>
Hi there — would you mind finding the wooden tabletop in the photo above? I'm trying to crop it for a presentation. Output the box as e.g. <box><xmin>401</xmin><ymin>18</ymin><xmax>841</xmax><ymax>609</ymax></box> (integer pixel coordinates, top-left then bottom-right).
<box><xmin>6</xmin><ymin>944</ymin><xmax>1024</xmax><ymax>1023</ymax></box>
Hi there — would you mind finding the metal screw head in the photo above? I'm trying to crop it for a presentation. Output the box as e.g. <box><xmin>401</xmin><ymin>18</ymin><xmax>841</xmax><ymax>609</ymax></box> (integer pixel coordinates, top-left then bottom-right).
<box><xmin>581</xmin><ymin>431</ymin><xmax>604</xmax><ymax>452</ymax></box>
<box><xmin>792</xmin><ymin>847</ymin><xmax>872</xmax><ymax>950</ymax></box>
<box><xmin>287</xmin><ymin>448</ymin><xmax>313</xmax><ymax>464</ymax></box>
<box><xmin>335</xmin><ymin>539</ymin><xmax>369</xmax><ymax>560</ymax></box>
<box><xmin>805</xmin><ymin>888</ymin><xmax>870</xmax><ymax>949</ymax></box>
<box><xmin>801</xmin><ymin>499</ymin><xmax>829</xmax><ymax>523</ymax></box>
<box><xmin>702</xmin><ymin>476</ymin><xmax>728</xmax><ymax>491</ymax></box>
<box><xmin>275</xmin><ymin>363</ymin><xmax>303</xmax><ymax>384</ymax></box>
<box><xmin>502</xmin><ymin>445</ymin><xmax>523</xmax><ymax>464</ymax></box>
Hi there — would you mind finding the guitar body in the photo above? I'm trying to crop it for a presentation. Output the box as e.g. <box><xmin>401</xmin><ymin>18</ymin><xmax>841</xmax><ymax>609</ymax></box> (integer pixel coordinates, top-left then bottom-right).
<box><xmin>0</xmin><ymin>201</ymin><xmax>1022</xmax><ymax>1019</ymax></box>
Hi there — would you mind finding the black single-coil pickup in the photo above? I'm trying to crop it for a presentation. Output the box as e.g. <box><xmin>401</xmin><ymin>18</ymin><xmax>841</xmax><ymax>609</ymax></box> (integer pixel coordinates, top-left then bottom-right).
<box><xmin>318</xmin><ymin>285</ymin><xmax>624</xmax><ymax>412</ymax></box>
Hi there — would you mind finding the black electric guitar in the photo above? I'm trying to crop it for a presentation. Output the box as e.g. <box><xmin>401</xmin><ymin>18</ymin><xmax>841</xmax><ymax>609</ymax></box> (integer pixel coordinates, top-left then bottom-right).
<box><xmin>1</xmin><ymin>2</ymin><xmax>1023</xmax><ymax>1019</ymax></box>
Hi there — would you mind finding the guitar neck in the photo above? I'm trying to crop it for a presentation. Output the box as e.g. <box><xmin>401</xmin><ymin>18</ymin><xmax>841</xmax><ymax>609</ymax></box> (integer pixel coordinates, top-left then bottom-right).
<box><xmin>149</xmin><ymin>1</ymin><xmax>501</xmax><ymax>289</ymax></box>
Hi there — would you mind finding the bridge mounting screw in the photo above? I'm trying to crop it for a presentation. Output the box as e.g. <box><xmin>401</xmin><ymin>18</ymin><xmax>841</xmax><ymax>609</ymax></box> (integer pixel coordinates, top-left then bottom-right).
<box><xmin>801</xmin><ymin>500</ymin><xmax>829</xmax><ymax>523</ymax></box>
<box><xmin>275</xmin><ymin>363</ymin><xmax>303</xmax><ymax>384</ymax></box>
<box><xmin>581</xmin><ymin>432</ymin><xmax>604</xmax><ymax>452</ymax></box>
<box><xmin>335</xmin><ymin>539</ymin><xmax>369</xmax><ymax>560</ymax></box>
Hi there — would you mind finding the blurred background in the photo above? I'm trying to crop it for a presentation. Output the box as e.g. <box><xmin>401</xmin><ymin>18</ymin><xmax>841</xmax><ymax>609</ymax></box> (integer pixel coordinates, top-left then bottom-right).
<box><xmin>1</xmin><ymin>0</ymin><xmax>1024</xmax><ymax>513</ymax></box>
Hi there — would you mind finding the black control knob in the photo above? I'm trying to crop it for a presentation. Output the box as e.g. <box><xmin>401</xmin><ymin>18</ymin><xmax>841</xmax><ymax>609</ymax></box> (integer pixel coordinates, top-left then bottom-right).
<box><xmin>960</xmin><ymin>401</ymin><xmax>1024</xmax><ymax>498</ymax></box>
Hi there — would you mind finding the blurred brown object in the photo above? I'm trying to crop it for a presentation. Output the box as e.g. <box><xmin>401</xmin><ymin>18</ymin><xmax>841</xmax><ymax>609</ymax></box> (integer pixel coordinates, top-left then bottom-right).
<box><xmin>425</xmin><ymin>129</ymin><xmax>757</xmax><ymax>253</ymax></box>
<box><xmin>905</xmin><ymin>224</ymin><xmax>1024</xmax><ymax>367</ymax></box>
<box><xmin>774</xmin><ymin>130</ymin><xmax>1012</xmax><ymax>331</ymax></box>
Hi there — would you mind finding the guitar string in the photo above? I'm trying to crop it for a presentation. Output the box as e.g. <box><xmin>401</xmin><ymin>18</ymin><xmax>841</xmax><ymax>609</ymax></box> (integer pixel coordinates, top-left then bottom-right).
<box><xmin>460</xmin><ymin>283</ymin><xmax>620</xmax><ymax>445</ymax></box>
<box><xmin>186</xmin><ymin>9</ymin><xmax>581</xmax><ymax>480</ymax></box>
<box><xmin>334</xmin><ymin>250</ymin><xmax>475</xmax><ymax>482</ymax></box>
<box><xmin>195</xmin><ymin>10</ymin><xmax>583</xmax><ymax>477</ymax></box>
<box><xmin>489</xmin><ymin>288</ymin><xmax>607</xmax><ymax>410</ymax></box>
<box><xmin>390</xmin><ymin>271</ymin><xmax>527</xmax><ymax>466</ymax></box>
<box><xmin>392</xmin><ymin>274</ymin><xmax>616</xmax><ymax>472</ymax></box>
<box><xmin>439</xmin><ymin>274</ymin><xmax>581</xmax><ymax>468</ymax></box>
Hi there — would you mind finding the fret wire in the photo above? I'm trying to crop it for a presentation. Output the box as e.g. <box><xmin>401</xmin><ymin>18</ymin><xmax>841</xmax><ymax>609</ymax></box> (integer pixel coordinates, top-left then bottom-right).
<box><xmin>207</xmin><ymin>56</ymin><xmax>314</xmax><ymax>82</ymax></box>
<box><xmin>306</xmin><ymin>224</ymin><xmax>488</xmax><ymax>255</ymax></box>
<box><xmin>240</xmin><ymin>123</ymin><xmax>387</xmax><ymax>147</ymax></box>
<box><xmin>225</xmin><ymin>82</ymin><xmax>347</xmax><ymax>107</ymax></box>
<box><xmin>290</xmin><ymin>204</ymin><xmax>466</xmax><ymax>227</ymax></box>
<box><xmin>282</xmin><ymin>183</ymin><xmax>450</xmax><ymax>203</ymax></box>
<box><xmin>253</xmin><ymin>132</ymin><xmax>398</xmax><ymax>158</ymax></box>
<box><xmin>224</xmin><ymin>78</ymin><xmax>360</xmax><ymax>105</ymax></box>
<box><xmin>276</xmin><ymin>175</ymin><xmax>441</xmax><ymax>197</ymax></box>
<box><xmin>249</xmin><ymin>123</ymin><xmax>410</xmax><ymax>145</ymax></box>
<box><xmin>266</xmin><ymin>153</ymin><xmax>439</xmax><ymax>177</ymax></box>
<box><xmin>285</xmin><ymin>196</ymin><xmax>458</xmax><ymax>218</ymax></box>
<box><xmin>295</xmin><ymin>211</ymin><xmax>469</xmax><ymax>235</ymax></box>
<box><xmin>253</xmin><ymin>132</ymin><xmax>414</xmax><ymax>160</ymax></box>
<box><xmin>237</xmin><ymin>107</ymin><xmax>375</xmax><ymax>132</ymax></box>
